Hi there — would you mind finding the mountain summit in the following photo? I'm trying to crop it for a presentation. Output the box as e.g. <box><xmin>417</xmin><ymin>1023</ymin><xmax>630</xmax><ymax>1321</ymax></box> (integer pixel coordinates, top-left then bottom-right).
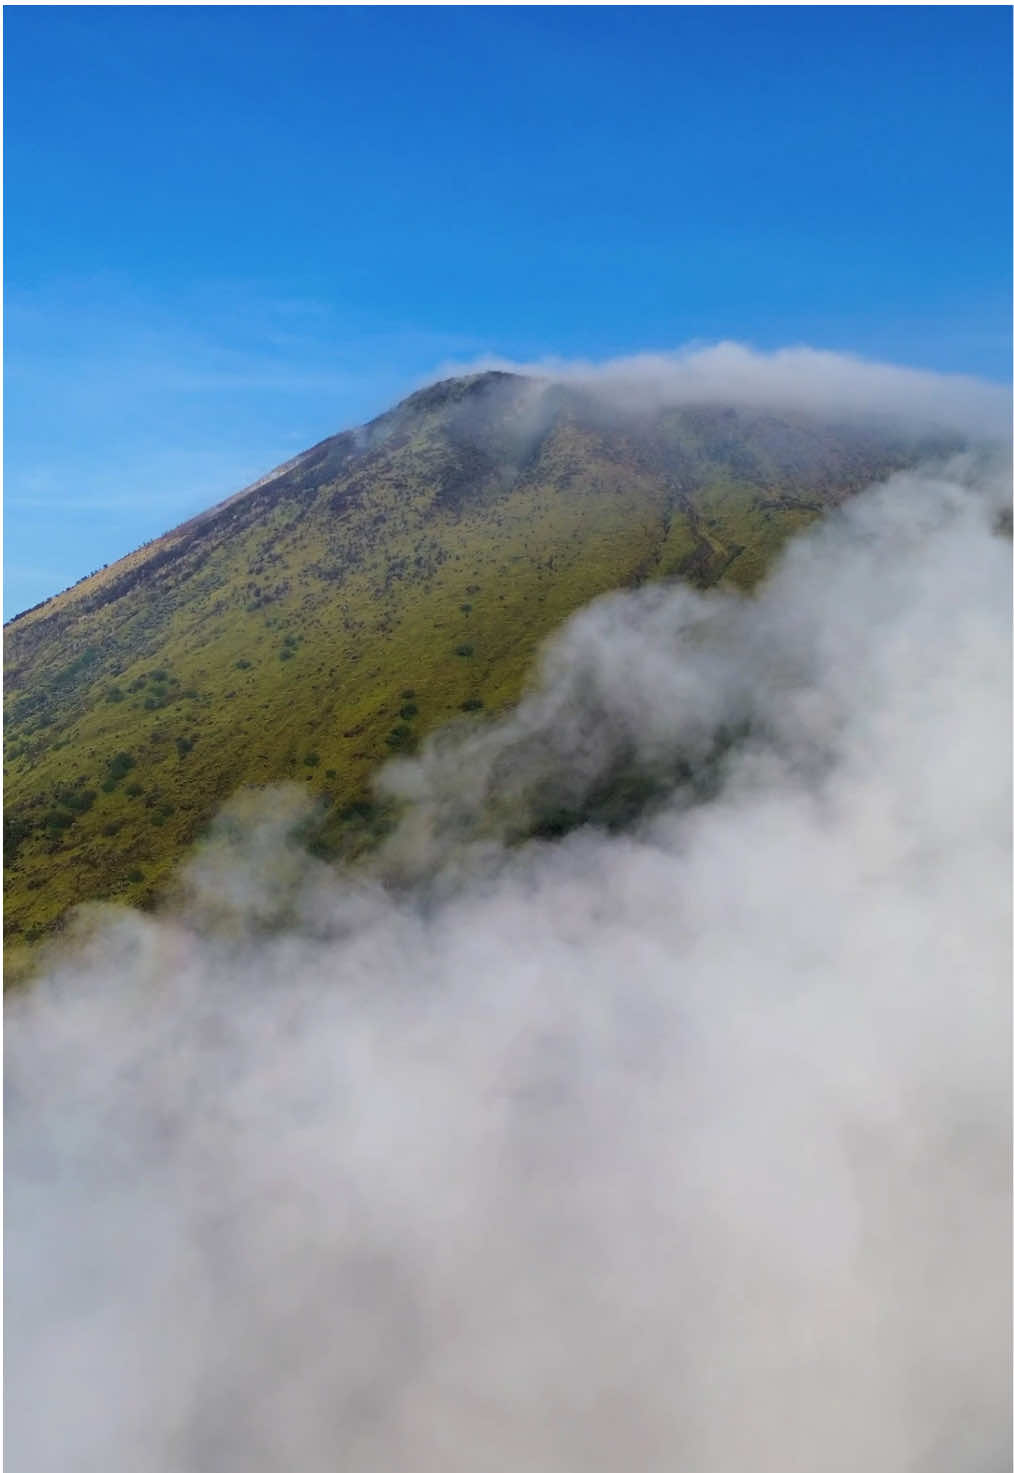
<box><xmin>3</xmin><ymin>371</ymin><xmax>957</xmax><ymax>958</ymax></box>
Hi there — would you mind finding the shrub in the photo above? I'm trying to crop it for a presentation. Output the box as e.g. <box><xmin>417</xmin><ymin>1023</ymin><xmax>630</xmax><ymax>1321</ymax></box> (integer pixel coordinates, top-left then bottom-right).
<box><xmin>126</xmin><ymin>868</ymin><xmax>144</xmax><ymax>884</ymax></box>
<box><xmin>4</xmin><ymin>813</ymin><xmax>34</xmax><ymax>860</ymax></box>
<box><xmin>234</xmin><ymin>659</ymin><xmax>252</xmax><ymax>670</ymax></box>
<box><xmin>460</xmin><ymin>697</ymin><xmax>484</xmax><ymax>712</ymax></box>
<box><xmin>125</xmin><ymin>782</ymin><xmax>144</xmax><ymax>797</ymax></box>
<box><xmin>400</xmin><ymin>688</ymin><xmax>416</xmax><ymax>700</ymax></box>
<box><xmin>339</xmin><ymin>799</ymin><xmax>375</xmax><ymax>822</ymax></box>
<box><xmin>303</xmin><ymin>752</ymin><xmax>320</xmax><ymax>767</ymax></box>
<box><xmin>399</xmin><ymin>702</ymin><xmax>418</xmax><ymax>720</ymax></box>
<box><xmin>107</xmin><ymin>751</ymin><xmax>135</xmax><ymax>781</ymax></box>
<box><xmin>106</xmin><ymin>685</ymin><xmax>125</xmax><ymax>703</ymax></box>
<box><xmin>325</xmin><ymin>768</ymin><xmax>337</xmax><ymax>779</ymax></box>
<box><xmin>385</xmin><ymin>724</ymin><xmax>414</xmax><ymax>750</ymax></box>
<box><xmin>454</xmin><ymin>643</ymin><xmax>474</xmax><ymax>658</ymax></box>
<box><xmin>176</xmin><ymin>736</ymin><xmax>194</xmax><ymax>759</ymax></box>
<box><xmin>62</xmin><ymin>788</ymin><xmax>97</xmax><ymax>813</ymax></box>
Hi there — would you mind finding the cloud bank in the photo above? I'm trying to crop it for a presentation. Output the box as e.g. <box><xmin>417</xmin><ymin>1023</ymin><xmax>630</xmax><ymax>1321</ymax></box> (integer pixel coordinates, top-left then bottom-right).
<box><xmin>6</xmin><ymin>450</ymin><xmax>1011</xmax><ymax>1470</ymax></box>
<box><xmin>433</xmin><ymin>341</ymin><xmax>1011</xmax><ymax>440</ymax></box>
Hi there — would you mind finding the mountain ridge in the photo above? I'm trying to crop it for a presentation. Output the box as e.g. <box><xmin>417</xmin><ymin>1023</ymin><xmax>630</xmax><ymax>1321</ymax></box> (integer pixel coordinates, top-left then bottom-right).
<box><xmin>3</xmin><ymin>371</ymin><xmax>962</xmax><ymax>964</ymax></box>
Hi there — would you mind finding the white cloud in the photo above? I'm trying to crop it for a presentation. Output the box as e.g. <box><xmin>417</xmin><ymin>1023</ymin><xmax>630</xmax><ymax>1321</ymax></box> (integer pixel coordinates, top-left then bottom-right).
<box><xmin>429</xmin><ymin>340</ymin><xmax>1011</xmax><ymax>439</ymax></box>
<box><xmin>6</xmin><ymin>449</ymin><xmax>1010</xmax><ymax>1470</ymax></box>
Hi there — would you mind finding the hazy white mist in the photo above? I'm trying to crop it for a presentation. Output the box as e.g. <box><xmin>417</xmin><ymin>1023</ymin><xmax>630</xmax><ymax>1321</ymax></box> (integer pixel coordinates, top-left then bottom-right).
<box><xmin>435</xmin><ymin>341</ymin><xmax>1011</xmax><ymax>440</ymax></box>
<box><xmin>5</xmin><ymin>425</ymin><xmax>1011</xmax><ymax>1466</ymax></box>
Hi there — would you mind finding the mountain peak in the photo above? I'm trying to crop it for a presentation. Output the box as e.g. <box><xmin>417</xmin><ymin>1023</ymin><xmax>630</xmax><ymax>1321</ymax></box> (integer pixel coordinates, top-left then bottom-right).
<box><xmin>371</xmin><ymin>369</ymin><xmax>532</xmax><ymax>430</ymax></box>
<box><xmin>4</xmin><ymin>381</ymin><xmax>951</xmax><ymax>965</ymax></box>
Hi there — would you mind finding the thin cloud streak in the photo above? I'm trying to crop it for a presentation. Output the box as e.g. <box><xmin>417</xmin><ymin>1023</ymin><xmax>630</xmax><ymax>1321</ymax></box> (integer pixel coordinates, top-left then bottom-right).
<box><xmin>431</xmin><ymin>341</ymin><xmax>1011</xmax><ymax>439</ymax></box>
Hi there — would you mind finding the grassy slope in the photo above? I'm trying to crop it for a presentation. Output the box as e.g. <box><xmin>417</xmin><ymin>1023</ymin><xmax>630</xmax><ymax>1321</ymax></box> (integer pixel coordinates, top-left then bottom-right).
<box><xmin>3</xmin><ymin>374</ymin><xmax>937</xmax><ymax>964</ymax></box>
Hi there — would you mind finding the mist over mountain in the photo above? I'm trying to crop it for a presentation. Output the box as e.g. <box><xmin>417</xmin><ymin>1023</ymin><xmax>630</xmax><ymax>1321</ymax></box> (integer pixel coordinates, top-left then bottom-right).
<box><xmin>6</xmin><ymin>440</ymin><xmax>1010</xmax><ymax>1470</ymax></box>
<box><xmin>3</xmin><ymin>350</ymin><xmax>991</xmax><ymax>962</ymax></box>
<box><xmin>6</xmin><ymin>0</ymin><xmax>1011</xmax><ymax>1460</ymax></box>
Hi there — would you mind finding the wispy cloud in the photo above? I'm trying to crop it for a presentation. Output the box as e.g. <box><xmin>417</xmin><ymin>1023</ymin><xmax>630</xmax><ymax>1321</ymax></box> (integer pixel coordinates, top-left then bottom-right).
<box><xmin>428</xmin><ymin>341</ymin><xmax>1011</xmax><ymax>439</ymax></box>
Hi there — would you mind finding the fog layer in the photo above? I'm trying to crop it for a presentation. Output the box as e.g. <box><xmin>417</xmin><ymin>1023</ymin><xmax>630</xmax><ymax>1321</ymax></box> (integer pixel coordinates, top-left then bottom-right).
<box><xmin>436</xmin><ymin>342</ymin><xmax>1011</xmax><ymax>440</ymax></box>
<box><xmin>6</xmin><ymin>451</ymin><xmax>1011</xmax><ymax>1471</ymax></box>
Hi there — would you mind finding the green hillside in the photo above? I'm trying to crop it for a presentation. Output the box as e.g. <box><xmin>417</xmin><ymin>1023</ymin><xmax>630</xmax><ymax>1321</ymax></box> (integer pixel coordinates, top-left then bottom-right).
<box><xmin>3</xmin><ymin>371</ymin><xmax>950</xmax><ymax>966</ymax></box>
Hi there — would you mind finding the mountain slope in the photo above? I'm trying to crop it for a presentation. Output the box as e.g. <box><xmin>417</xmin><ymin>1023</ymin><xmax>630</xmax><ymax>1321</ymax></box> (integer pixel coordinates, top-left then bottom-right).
<box><xmin>3</xmin><ymin>371</ymin><xmax>953</xmax><ymax>957</ymax></box>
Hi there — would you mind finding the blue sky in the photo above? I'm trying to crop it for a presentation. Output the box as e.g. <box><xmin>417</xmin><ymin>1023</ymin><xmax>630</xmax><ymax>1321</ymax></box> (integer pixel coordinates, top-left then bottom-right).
<box><xmin>5</xmin><ymin>5</ymin><xmax>1011</xmax><ymax>616</ymax></box>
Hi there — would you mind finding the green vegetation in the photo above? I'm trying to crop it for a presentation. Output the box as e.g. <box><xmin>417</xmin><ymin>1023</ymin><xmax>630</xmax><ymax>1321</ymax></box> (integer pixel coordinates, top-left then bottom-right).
<box><xmin>107</xmin><ymin>752</ymin><xmax>136</xmax><ymax>781</ymax></box>
<box><xmin>3</xmin><ymin>371</ymin><xmax>944</xmax><ymax>966</ymax></box>
<box><xmin>385</xmin><ymin>724</ymin><xmax>415</xmax><ymax>751</ymax></box>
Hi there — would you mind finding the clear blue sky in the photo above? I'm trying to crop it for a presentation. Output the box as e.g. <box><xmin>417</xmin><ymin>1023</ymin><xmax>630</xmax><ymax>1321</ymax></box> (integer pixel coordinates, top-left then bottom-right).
<box><xmin>5</xmin><ymin>5</ymin><xmax>1011</xmax><ymax>616</ymax></box>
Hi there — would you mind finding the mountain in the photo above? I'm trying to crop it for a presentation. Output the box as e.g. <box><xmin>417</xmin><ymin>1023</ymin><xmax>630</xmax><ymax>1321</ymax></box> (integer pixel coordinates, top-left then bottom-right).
<box><xmin>3</xmin><ymin>370</ymin><xmax>957</xmax><ymax>965</ymax></box>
